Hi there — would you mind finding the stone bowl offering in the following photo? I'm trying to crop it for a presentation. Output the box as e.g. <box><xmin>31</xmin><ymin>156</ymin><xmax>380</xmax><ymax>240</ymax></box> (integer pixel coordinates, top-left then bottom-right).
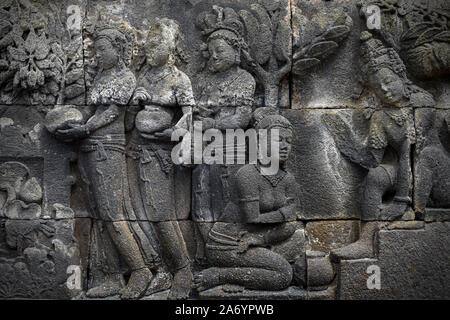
<box><xmin>44</xmin><ymin>106</ymin><xmax>83</xmax><ymax>134</ymax></box>
<box><xmin>135</xmin><ymin>105</ymin><xmax>174</xmax><ymax>134</ymax></box>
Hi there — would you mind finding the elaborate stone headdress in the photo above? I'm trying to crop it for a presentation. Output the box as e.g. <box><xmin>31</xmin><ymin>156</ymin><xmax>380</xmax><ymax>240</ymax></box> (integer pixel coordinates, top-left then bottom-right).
<box><xmin>196</xmin><ymin>6</ymin><xmax>248</xmax><ymax>54</ymax></box>
<box><xmin>360</xmin><ymin>31</ymin><xmax>407</xmax><ymax>78</ymax></box>
<box><xmin>360</xmin><ymin>31</ymin><xmax>435</xmax><ymax>107</ymax></box>
<box><xmin>93</xmin><ymin>20</ymin><xmax>136</xmax><ymax>67</ymax></box>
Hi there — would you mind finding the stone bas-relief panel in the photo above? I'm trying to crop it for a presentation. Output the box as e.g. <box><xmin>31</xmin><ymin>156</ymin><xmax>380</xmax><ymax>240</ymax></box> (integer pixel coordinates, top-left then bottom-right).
<box><xmin>0</xmin><ymin>0</ymin><xmax>449</xmax><ymax>300</ymax></box>
<box><xmin>0</xmin><ymin>0</ymin><xmax>86</xmax><ymax>105</ymax></box>
<box><xmin>291</xmin><ymin>0</ymin><xmax>361</xmax><ymax>109</ymax></box>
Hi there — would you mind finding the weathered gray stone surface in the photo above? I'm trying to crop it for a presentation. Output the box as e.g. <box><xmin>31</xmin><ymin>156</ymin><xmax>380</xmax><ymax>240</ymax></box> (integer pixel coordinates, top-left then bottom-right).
<box><xmin>0</xmin><ymin>0</ymin><xmax>449</xmax><ymax>300</ymax></box>
<box><xmin>338</xmin><ymin>222</ymin><xmax>450</xmax><ymax>299</ymax></box>
<box><xmin>306</xmin><ymin>220</ymin><xmax>360</xmax><ymax>252</ymax></box>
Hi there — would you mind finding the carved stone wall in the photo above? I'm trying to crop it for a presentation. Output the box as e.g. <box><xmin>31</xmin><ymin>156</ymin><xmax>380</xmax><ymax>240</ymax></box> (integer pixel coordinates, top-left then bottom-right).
<box><xmin>0</xmin><ymin>0</ymin><xmax>449</xmax><ymax>300</ymax></box>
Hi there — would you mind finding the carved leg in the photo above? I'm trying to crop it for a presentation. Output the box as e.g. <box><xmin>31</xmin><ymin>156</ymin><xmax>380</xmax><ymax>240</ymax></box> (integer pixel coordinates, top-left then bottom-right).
<box><xmin>330</xmin><ymin>166</ymin><xmax>393</xmax><ymax>261</ymax></box>
<box><xmin>195</xmin><ymin>247</ymin><xmax>293</xmax><ymax>292</ymax></box>
<box><xmin>146</xmin><ymin>266</ymin><xmax>173</xmax><ymax>295</ymax></box>
<box><xmin>86</xmin><ymin>220</ymin><xmax>124</xmax><ymax>298</ymax></box>
<box><xmin>106</xmin><ymin>222</ymin><xmax>153</xmax><ymax>300</ymax></box>
<box><xmin>414</xmin><ymin>149</ymin><xmax>435</xmax><ymax>215</ymax></box>
<box><xmin>86</xmin><ymin>152</ymin><xmax>152</xmax><ymax>299</ymax></box>
<box><xmin>154</xmin><ymin>221</ymin><xmax>193</xmax><ymax>300</ymax></box>
<box><xmin>79</xmin><ymin>153</ymin><xmax>125</xmax><ymax>298</ymax></box>
<box><xmin>361</xmin><ymin>166</ymin><xmax>393</xmax><ymax>221</ymax></box>
<box><xmin>194</xmin><ymin>222</ymin><xmax>213</xmax><ymax>266</ymax></box>
<box><xmin>263</xmin><ymin>221</ymin><xmax>298</xmax><ymax>245</ymax></box>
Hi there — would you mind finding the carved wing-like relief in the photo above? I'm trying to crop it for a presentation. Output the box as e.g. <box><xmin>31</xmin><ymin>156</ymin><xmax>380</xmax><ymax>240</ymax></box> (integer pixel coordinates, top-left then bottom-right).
<box><xmin>322</xmin><ymin>112</ymin><xmax>378</xmax><ymax>170</ymax></box>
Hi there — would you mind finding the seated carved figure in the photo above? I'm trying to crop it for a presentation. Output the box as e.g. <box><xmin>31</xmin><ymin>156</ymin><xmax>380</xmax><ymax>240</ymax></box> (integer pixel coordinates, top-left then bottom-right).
<box><xmin>191</xmin><ymin>6</ymin><xmax>256</xmax><ymax>262</ymax></box>
<box><xmin>323</xmin><ymin>32</ymin><xmax>435</xmax><ymax>261</ymax></box>
<box><xmin>194</xmin><ymin>108</ymin><xmax>302</xmax><ymax>292</ymax></box>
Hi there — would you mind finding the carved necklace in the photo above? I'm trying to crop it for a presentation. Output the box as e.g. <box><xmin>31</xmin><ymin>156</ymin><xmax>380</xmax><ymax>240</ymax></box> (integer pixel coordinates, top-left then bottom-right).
<box><xmin>143</xmin><ymin>65</ymin><xmax>174</xmax><ymax>85</ymax></box>
<box><xmin>255</xmin><ymin>164</ymin><xmax>287</xmax><ymax>187</ymax></box>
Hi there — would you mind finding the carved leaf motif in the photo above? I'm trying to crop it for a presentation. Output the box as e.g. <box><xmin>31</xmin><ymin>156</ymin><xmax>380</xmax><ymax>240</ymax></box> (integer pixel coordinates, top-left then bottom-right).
<box><xmin>238</xmin><ymin>10</ymin><xmax>262</xmax><ymax>62</ymax></box>
<box><xmin>34</xmin><ymin>33</ymin><xmax>50</xmax><ymax>60</ymax></box>
<box><xmin>251</xmin><ymin>3</ymin><xmax>272</xmax><ymax>32</ymax></box>
<box><xmin>64</xmin><ymin>84</ymin><xmax>84</xmax><ymax>99</ymax></box>
<box><xmin>195</xmin><ymin>11</ymin><xmax>217</xmax><ymax>32</ymax></box>
<box><xmin>434</xmin><ymin>31</ymin><xmax>450</xmax><ymax>43</ymax></box>
<box><xmin>8</xmin><ymin>46</ymin><xmax>27</xmax><ymax>62</ymax></box>
<box><xmin>293</xmin><ymin>11</ymin><xmax>352</xmax><ymax>76</ymax></box>
<box><xmin>248</xmin><ymin>4</ymin><xmax>272</xmax><ymax>65</ymax></box>
<box><xmin>35</xmin><ymin>58</ymin><xmax>53</xmax><ymax>70</ymax></box>
<box><xmin>322</xmin><ymin>25</ymin><xmax>351</xmax><ymax>43</ymax></box>
<box><xmin>416</xmin><ymin>28</ymin><xmax>447</xmax><ymax>46</ymax></box>
<box><xmin>402</xmin><ymin>23</ymin><xmax>433</xmax><ymax>41</ymax></box>
<box><xmin>23</xmin><ymin>29</ymin><xmax>38</xmax><ymax>54</ymax></box>
<box><xmin>308</xmin><ymin>41</ymin><xmax>339</xmax><ymax>59</ymax></box>
<box><xmin>65</xmin><ymin>68</ymin><xmax>83</xmax><ymax>85</ymax></box>
<box><xmin>293</xmin><ymin>58</ymin><xmax>320</xmax><ymax>73</ymax></box>
<box><xmin>51</xmin><ymin>42</ymin><xmax>64</xmax><ymax>58</ymax></box>
<box><xmin>274</xmin><ymin>19</ymin><xmax>291</xmax><ymax>62</ymax></box>
<box><xmin>63</xmin><ymin>40</ymin><xmax>80</xmax><ymax>57</ymax></box>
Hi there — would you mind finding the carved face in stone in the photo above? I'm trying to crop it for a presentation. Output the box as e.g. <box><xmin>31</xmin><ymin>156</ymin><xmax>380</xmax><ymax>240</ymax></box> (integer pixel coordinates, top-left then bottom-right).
<box><xmin>277</xmin><ymin>127</ymin><xmax>293</xmax><ymax>163</ymax></box>
<box><xmin>95</xmin><ymin>37</ymin><xmax>119</xmax><ymax>70</ymax></box>
<box><xmin>264</xmin><ymin>127</ymin><xmax>293</xmax><ymax>165</ymax></box>
<box><xmin>368</xmin><ymin>67</ymin><xmax>405</xmax><ymax>105</ymax></box>
<box><xmin>145</xmin><ymin>36</ymin><xmax>171</xmax><ymax>67</ymax></box>
<box><xmin>208</xmin><ymin>38</ymin><xmax>236</xmax><ymax>73</ymax></box>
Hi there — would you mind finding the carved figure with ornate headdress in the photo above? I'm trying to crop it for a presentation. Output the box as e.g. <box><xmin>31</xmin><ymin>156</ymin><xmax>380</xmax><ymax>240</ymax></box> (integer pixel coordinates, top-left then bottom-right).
<box><xmin>323</xmin><ymin>31</ymin><xmax>435</xmax><ymax>261</ymax></box>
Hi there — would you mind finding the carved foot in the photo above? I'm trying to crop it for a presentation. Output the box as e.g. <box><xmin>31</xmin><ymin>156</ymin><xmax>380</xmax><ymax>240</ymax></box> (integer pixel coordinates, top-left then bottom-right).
<box><xmin>379</xmin><ymin>202</ymin><xmax>408</xmax><ymax>221</ymax></box>
<box><xmin>86</xmin><ymin>279</ymin><xmax>124</xmax><ymax>298</ymax></box>
<box><xmin>167</xmin><ymin>265</ymin><xmax>193</xmax><ymax>300</ymax></box>
<box><xmin>330</xmin><ymin>239</ymin><xmax>373</xmax><ymax>262</ymax></box>
<box><xmin>120</xmin><ymin>268</ymin><xmax>153</xmax><ymax>300</ymax></box>
<box><xmin>146</xmin><ymin>270</ymin><xmax>172</xmax><ymax>296</ymax></box>
<box><xmin>193</xmin><ymin>268</ymin><xmax>221</xmax><ymax>292</ymax></box>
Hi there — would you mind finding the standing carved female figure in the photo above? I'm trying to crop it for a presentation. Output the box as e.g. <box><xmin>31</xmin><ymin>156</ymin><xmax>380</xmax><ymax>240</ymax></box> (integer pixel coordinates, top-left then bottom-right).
<box><xmin>127</xmin><ymin>18</ymin><xmax>194</xmax><ymax>300</ymax></box>
<box><xmin>54</xmin><ymin>25</ymin><xmax>153</xmax><ymax>299</ymax></box>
